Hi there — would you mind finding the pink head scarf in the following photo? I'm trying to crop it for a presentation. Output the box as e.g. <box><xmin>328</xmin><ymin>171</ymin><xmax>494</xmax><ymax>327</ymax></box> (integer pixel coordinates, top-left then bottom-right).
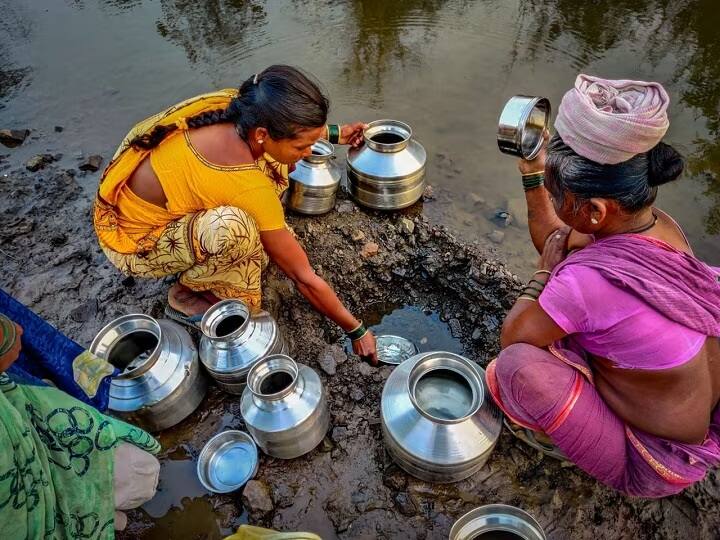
<box><xmin>554</xmin><ymin>74</ymin><xmax>670</xmax><ymax>165</ymax></box>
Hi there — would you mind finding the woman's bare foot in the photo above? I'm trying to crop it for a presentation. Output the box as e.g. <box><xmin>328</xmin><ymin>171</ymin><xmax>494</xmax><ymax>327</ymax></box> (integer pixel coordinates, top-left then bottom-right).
<box><xmin>168</xmin><ymin>283</ymin><xmax>214</xmax><ymax>317</ymax></box>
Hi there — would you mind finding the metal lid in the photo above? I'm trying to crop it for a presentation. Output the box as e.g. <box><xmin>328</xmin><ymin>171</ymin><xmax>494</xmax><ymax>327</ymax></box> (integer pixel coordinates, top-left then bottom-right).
<box><xmin>197</xmin><ymin>430</ymin><xmax>258</xmax><ymax>493</ymax></box>
<box><xmin>449</xmin><ymin>504</ymin><xmax>546</xmax><ymax>540</ymax></box>
<box><xmin>376</xmin><ymin>335</ymin><xmax>418</xmax><ymax>365</ymax></box>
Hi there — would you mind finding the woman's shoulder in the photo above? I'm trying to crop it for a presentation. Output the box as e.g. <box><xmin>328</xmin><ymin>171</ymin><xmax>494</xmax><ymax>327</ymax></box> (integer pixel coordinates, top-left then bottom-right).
<box><xmin>187</xmin><ymin>124</ymin><xmax>256</xmax><ymax>167</ymax></box>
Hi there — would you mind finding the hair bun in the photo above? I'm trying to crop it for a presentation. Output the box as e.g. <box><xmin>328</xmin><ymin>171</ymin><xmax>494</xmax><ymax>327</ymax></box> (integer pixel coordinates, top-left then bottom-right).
<box><xmin>647</xmin><ymin>142</ymin><xmax>684</xmax><ymax>187</ymax></box>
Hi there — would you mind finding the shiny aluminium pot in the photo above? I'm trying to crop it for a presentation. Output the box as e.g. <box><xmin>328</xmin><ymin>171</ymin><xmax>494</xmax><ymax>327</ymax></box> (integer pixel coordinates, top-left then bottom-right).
<box><xmin>199</xmin><ymin>300</ymin><xmax>287</xmax><ymax>395</ymax></box>
<box><xmin>90</xmin><ymin>314</ymin><xmax>207</xmax><ymax>432</ymax></box>
<box><xmin>240</xmin><ymin>354</ymin><xmax>330</xmax><ymax>459</ymax></box>
<box><xmin>285</xmin><ymin>139</ymin><xmax>341</xmax><ymax>215</ymax></box>
<box><xmin>450</xmin><ymin>504</ymin><xmax>546</xmax><ymax>540</ymax></box>
<box><xmin>381</xmin><ymin>351</ymin><xmax>502</xmax><ymax>483</ymax></box>
<box><xmin>497</xmin><ymin>95</ymin><xmax>551</xmax><ymax>160</ymax></box>
<box><xmin>347</xmin><ymin>119</ymin><xmax>426</xmax><ymax>210</ymax></box>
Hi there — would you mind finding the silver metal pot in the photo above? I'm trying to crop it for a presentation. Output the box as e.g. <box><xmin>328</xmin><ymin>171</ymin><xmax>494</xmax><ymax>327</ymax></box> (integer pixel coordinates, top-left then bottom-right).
<box><xmin>497</xmin><ymin>96</ymin><xmax>551</xmax><ymax>160</ymax></box>
<box><xmin>240</xmin><ymin>354</ymin><xmax>330</xmax><ymax>459</ymax></box>
<box><xmin>199</xmin><ymin>299</ymin><xmax>287</xmax><ymax>394</ymax></box>
<box><xmin>285</xmin><ymin>139</ymin><xmax>341</xmax><ymax>215</ymax></box>
<box><xmin>450</xmin><ymin>504</ymin><xmax>546</xmax><ymax>540</ymax></box>
<box><xmin>90</xmin><ymin>314</ymin><xmax>207</xmax><ymax>432</ymax></box>
<box><xmin>347</xmin><ymin>119</ymin><xmax>426</xmax><ymax>210</ymax></box>
<box><xmin>381</xmin><ymin>351</ymin><xmax>502</xmax><ymax>483</ymax></box>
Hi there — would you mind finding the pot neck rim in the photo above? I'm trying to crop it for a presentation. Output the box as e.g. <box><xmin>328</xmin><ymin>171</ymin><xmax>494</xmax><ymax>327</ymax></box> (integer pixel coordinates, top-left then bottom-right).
<box><xmin>89</xmin><ymin>314</ymin><xmax>162</xmax><ymax>379</ymax></box>
<box><xmin>302</xmin><ymin>139</ymin><xmax>335</xmax><ymax>164</ymax></box>
<box><xmin>363</xmin><ymin>119</ymin><xmax>412</xmax><ymax>153</ymax></box>
<box><xmin>247</xmin><ymin>354</ymin><xmax>299</xmax><ymax>400</ymax></box>
<box><xmin>407</xmin><ymin>352</ymin><xmax>482</xmax><ymax>425</ymax></box>
<box><xmin>200</xmin><ymin>299</ymin><xmax>251</xmax><ymax>343</ymax></box>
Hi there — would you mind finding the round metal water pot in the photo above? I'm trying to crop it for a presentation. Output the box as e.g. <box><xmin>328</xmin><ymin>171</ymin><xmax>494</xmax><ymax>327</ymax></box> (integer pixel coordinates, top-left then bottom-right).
<box><xmin>199</xmin><ymin>300</ymin><xmax>288</xmax><ymax>395</ymax></box>
<box><xmin>347</xmin><ymin>119</ymin><xmax>426</xmax><ymax>210</ymax></box>
<box><xmin>240</xmin><ymin>354</ymin><xmax>330</xmax><ymax>459</ymax></box>
<box><xmin>381</xmin><ymin>351</ymin><xmax>502</xmax><ymax>483</ymax></box>
<box><xmin>285</xmin><ymin>139</ymin><xmax>341</xmax><ymax>215</ymax></box>
<box><xmin>450</xmin><ymin>504</ymin><xmax>546</xmax><ymax>540</ymax></box>
<box><xmin>497</xmin><ymin>95</ymin><xmax>551</xmax><ymax>160</ymax></box>
<box><xmin>90</xmin><ymin>314</ymin><xmax>207</xmax><ymax>432</ymax></box>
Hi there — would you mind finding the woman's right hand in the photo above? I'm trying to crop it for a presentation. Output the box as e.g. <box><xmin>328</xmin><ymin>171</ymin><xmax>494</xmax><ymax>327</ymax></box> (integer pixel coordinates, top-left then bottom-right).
<box><xmin>352</xmin><ymin>330</ymin><xmax>378</xmax><ymax>366</ymax></box>
<box><xmin>518</xmin><ymin>129</ymin><xmax>550</xmax><ymax>175</ymax></box>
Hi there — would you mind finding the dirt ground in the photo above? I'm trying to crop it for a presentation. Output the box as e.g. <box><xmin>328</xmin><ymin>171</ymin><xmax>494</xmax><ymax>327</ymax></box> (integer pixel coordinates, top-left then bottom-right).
<box><xmin>1</xmin><ymin>153</ymin><xmax>719</xmax><ymax>540</ymax></box>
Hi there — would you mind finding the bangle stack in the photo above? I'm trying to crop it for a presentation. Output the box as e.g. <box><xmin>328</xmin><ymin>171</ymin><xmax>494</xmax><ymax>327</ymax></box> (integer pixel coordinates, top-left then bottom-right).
<box><xmin>326</xmin><ymin>124</ymin><xmax>341</xmax><ymax>145</ymax></box>
<box><xmin>0</xmin><ymin>315</ymin><xmax>17</xmax><ymax>356</ymax></box>
<box><xmin>347</xmin><ymin>321</ymin><xmax>368</xmax><ymax>342</ymax></box>
<box><xmin>521</xmin><ymin>171</ymin><xmax>545</xmax><ymax>192</ymax></box>
<box><xmin>518</xmin><ymin>270</ymin><xmax>551</xmax><ymax>302</ymax></box>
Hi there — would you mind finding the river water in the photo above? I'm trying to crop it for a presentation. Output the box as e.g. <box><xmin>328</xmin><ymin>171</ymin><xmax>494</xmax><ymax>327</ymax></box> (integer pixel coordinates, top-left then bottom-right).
<box><xmin>1</xmin><ymin>0</ymin><xmax>719</xmax><ymax>270</ymax></box>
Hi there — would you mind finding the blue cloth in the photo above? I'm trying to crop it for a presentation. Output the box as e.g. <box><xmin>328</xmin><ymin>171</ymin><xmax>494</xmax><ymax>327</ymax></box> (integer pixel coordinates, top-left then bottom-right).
<box><xmin>0</xmin><ymin>288</ymin><xmax>113</xmax><ymax>410</ymax></box>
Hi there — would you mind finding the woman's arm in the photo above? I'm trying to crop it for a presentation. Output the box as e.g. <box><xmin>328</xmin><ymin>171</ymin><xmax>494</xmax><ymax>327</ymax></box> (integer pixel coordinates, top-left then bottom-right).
<box><xmin>260</xmin><ymin>228</ymin><xmax>378</xmax><ymax>364</ymax></box>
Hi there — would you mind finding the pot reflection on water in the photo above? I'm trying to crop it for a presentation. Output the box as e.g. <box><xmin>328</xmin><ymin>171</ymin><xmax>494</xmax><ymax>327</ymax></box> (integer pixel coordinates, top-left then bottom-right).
<box><xmin>347</xmin><ymin>119</ymin><xmax>427</xmax><ymax>210</ymax></box>
<box><xmin>90</xmin><ymin>314</ymin><xmax>207</xmax><ymax>432</ymax></box>
<box><xmin>240</xmin><ymin>354</ymin><xmax>330</xmax><ymax>459</ymax></box>
<box><xmin>381</xmin><ymin>351</ymin><xmax>502</xmax><ymax>483</ymax></box>
<box><xmin>199</xmin><ymin>299</ymin><xmax>288</xmax><ymax>394</ymax></box>
<box><xmin>285</xmin><ymin>139</ymin><xmax>341</xmax><ymax>215</ymax></box>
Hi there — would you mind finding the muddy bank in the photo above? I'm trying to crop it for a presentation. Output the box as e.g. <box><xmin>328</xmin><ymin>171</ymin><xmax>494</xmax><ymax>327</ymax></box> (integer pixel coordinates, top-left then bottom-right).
<box><xmin>1</xmin><ymin>157</ymin><xmax>719</xmax><ymax>540</ymax></box>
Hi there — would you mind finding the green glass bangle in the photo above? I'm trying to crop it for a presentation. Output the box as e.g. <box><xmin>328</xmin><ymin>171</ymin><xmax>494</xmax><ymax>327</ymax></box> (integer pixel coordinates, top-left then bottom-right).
<box><xmin>0</xmin><ymin>315</ymin><xmax>17</xmax><ymax>356</ymax></box>
<box><xmin>327</xmin><ymin>124</ymin><xmax>341</xmax><ymax>145</ymax></box>
<box><xmin>347</xmin><ymin>321</ymin><xmax>368</xmax><ymax>341</ymax></box>
<box><xmin>522</xmin><ymin>173</ymin><xmax>545</xmax><ymax>192</ymax></box>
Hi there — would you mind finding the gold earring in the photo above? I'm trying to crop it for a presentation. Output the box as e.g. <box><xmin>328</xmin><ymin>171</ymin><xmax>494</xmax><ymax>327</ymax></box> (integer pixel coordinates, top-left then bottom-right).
<box><xmin>258</xmin><ymin>140</ymin><xmax>264</xmax><ymax>144</ymax></box>
<box><xmin>591</xmin><ymin>218</ymin><xmax>599</xmax><ymax>225</ymax></box>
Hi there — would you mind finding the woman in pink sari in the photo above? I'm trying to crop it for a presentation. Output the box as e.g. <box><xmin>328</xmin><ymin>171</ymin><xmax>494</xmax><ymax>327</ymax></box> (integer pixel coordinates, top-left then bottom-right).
<box><xmin>487</xmin><ymin>75</ymin><xmax>720</xmax><ymax>498</ymax></box>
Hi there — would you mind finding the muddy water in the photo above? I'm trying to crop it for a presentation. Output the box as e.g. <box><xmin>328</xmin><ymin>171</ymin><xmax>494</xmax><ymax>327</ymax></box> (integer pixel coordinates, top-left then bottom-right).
<box><xmin>2</xmin><ymin>0</ymin><xmax>719</xmax><ymax>272</ymax></box>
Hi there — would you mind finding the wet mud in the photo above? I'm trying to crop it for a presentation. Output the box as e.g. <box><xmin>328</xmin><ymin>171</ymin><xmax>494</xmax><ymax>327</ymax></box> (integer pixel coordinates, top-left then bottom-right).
<box><xmin>1</xmin><ymin>160</ymin><xmax>720</xmax><ymax>540</ymax></box>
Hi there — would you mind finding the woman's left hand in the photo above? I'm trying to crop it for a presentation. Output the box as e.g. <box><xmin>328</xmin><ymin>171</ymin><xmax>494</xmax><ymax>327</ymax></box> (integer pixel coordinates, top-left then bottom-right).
<box><xmin>538</xmin><ymin>226</ymin><xmax>571</xmax><ymax>272</ymax></box>
<box><xmin>340</xmin><ymin>122</ymin><xmax>367</xmax><ymax>148</ymax></box>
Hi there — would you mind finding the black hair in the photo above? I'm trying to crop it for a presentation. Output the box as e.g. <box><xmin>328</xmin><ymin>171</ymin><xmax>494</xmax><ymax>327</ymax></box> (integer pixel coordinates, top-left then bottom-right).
<box><xmin>130</xmin><ymin>65</ymin><xmax>329</xmax><ymax>150</ymax></box>
<box><xmin>545</xmin><ymin>134</ymin><xmax>685</xmax><ymax>213</ymax></box>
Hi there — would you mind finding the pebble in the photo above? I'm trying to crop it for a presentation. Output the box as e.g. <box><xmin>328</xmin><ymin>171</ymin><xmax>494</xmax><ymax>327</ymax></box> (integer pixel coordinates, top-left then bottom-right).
<box><xmin>357</xmin><ymin>362</ymin><xmax>374</xmax><ymax>377</ymax></box>
<box><xmin>394</xmin><ymin>492</ymin><xmax>417</xmax><ymax>516</ymax></box>
<box><xmin>488</xmin><ymin>230</ymin><xmax>505</xmax><ymax>244</ymax></box>
<box><xmin>54</xmin><ymin>126</ymin><xmax>64</xmax><ymax>133</ymax></box>
<box><xmin>318</xmin><ymin>352</ymin><xmax>337</xmax><ymax>375</ymax></box>
<box><xmin>422</xmin><ymin>185</ymin><xmax>435</xmax><ymax>200</ymax></box>
<box><xmin>360</xmin><ymin>242</ymin><xmax>379</xmax><ymax>258</ymax></box>
<box><xmin>331</xmin><ymin>426</ymin><xmax>348</xmax><ymax>442</ymax></box>
<box><xmin>336</xmin><ymin>200</ymin><xmax>355</xmax><ymax>214</ymax></box>
<box><xmin>351</xmin><ymin>230</ymin><xmax>366</xmax><ymax>242</ymax></box>
<box><xmin>398</xmin><ymin>217</ymin><xmax>415</xmax><ymax>235</ymax></box>
<box><xmin>350</xmin><ymin>387</ymin><xmax>365</xmax><ymax>401</ymax></box>
<box><xmin>242</xmin><ymin>480</ymin><xmax>274</xmax><ymax>517</ymax></box>
<box><xmin>0</xmin><ymin>129</ymin><xmax>30</xmax><ymax>148</ymax></box>
<box><xmin>448</xmin><ymin>318</ymin><xmax>462</xmax><ymax>338</ymax></box>
<box><xmin>78</xmin><ymin>154</ymin><xmax>103</xmax><ymax>172</ymax></box>
<box><xmin>25</xmin><ymin>154</ymin><xmax>55</xmax><ymax>172</ymax></box>
<box><xmin>471</xmin><ymin>328</ymin><xmax>483</xmax><ymax>341</ymax></box>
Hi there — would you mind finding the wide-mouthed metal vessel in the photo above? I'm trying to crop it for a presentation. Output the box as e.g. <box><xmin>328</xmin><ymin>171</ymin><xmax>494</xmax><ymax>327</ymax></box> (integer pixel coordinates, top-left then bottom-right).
<box><xmin>90</xmin><ymin>314</ymin><xmax>207</xmax><ymax>432</ymax></box>
<box><xmin>497</xmin><ymin>95</ymin><xmax>551</xmax><ymax>160</ymax></box>
<box><xmin>240</xmin><ymin>354</ymin><xmax>330</xmax><ymax>459</ymax></box>
<box><xmin>197</xmin><ymin>430</ymin><xmax>259</xmax><ymax>493</ymax></box>
<box><xmin>285</xmin><ymin>139</ymin><xmax>341</xmax><ymax>215</ymax></box>
<box><xmin>381</xmin><ymin>351</ymin><xmax>502</xmax><ymax>483</ymax></box>
<box><xmin>347</xmin><ymin>119</ymin><xmax>426</xmax><ymax>210</ymax></box>
<box><xmin>449</xmin><ymin>504</ymin><xmax>546</xmax><ymax>540</ymax></box>
<box><xmin>199</xmin><ymin>300</ymin><xmax>287</xmax><ymax>394</ymax></box>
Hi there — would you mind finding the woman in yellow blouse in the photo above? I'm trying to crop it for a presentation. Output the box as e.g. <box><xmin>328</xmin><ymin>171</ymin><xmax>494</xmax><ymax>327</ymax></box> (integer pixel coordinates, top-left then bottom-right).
<box><xmin>94</xmin><ymin>65</ymin><xmax>377</xmax><ymax>363</ymax></box>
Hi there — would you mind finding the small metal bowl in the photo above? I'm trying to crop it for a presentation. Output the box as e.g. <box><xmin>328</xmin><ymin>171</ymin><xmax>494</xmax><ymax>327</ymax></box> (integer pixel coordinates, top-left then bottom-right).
<box><xmin>377</xmin><ymin>335</ymin><xmax>418</xmax><ymax>365</ymax></box>
<box><xmin>450</xmin><ymin>504</ymin><xmax>546</xmax><ymax>540</ymax></box>
<box><xmin>497</xmin><ymin>96</ymin><xmax>551</xmax><ymax>160</ymax></box>
<box><xmin>197</xmin><ymin>430</ymin><xmax>258</xmax><ymax>493</ymax></box>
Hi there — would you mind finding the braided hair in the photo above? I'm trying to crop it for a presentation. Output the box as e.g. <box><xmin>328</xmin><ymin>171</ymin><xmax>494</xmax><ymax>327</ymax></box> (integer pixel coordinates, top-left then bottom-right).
<box><xmin>129</xmin><ymin>65</ymin><xmax>329</xmax><ymax>150</ymax></box>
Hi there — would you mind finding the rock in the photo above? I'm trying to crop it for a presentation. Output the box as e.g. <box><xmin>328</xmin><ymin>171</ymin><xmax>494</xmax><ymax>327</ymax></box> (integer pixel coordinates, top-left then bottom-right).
<box><xmin>318</xmin><ymin>352</ymin><xmax>337</xmax><ymax>375</ymax></box>
<box><xmin>507</xmin><ymin>197</ymin><xmax>529</xmax><ymax>228</ymax></box>
<box><xmin>336</xmin><ymin>200</ymin><xmax>355</xmax><ymax>214</ymax></box>
<box><xmin>470</xmin><ymin>192</ymin><xmax>486</xmax><ymax>206</ymax></box>
<box><xmin>494</xmin><ymin>210</ymin><xmax>513</xmax><ymax>227</ymax></box>
<box><xmin>350</xmin><ymin>387</ymin><xmax>365</xmax><ymax>401</ymax></box>
<box><xmin>54</xmin><ymin>126</ymin><xmax>64</xmax><ymax>132</ymax></box>
<box><xmin>448</xmin><ymin>318</ymin><xmax>462</xmax><ymax>338</ymax></box>
<box><xmin>398</xmin><ymin>218</ymin><xmax>415</xmax><ymax>235</ymax></box>
<box><xmin>394</xmin><ymin>492</ymin><xmax>417</xmax><ymax>516</ymax></box>
<box><xmin>0</xmin><ymin>129</ymin><xmax>30</xmax><ymax>148</ymax></box>
<box><xmin>357</xmin><ymin>362</ymin><xmax>374</xmax><ymax>377</ymax></box>
<box><xmin>471</xmin><ymin>328</ymin><xmax>482</xmax><ymax>341</ymax></box>
<box><xmin>488</xmin><ymin>230</ymin><xmax>505</xmax><ymax>244</ymax></box>
<box><xmin>360</xmin><ymin>242</ymin><xmax>379</xmax><ymax>258</ymax></box>
<box><xmin>331</xmin><ymin>426</ymin><xmax>348</xmax><ymax>442</ymax></box>
<box><xmin>25</xmin><ymin>154</ymin><xmax>55</xmax><ymax>172</ymax></box>
<box><xmin>422</xmin><ymin>185</ymin><xmax>435</xmax><ymax>201</ymax></box>
<box><xmin>242</xmin><ymin>480</ymin><xmax>274</xmax><ymax>517</ymax></box>
<box><xmin>351</xmin><ymin>229</ymin><xmax>366</xmax><ymax>242</ymax></box>
<box><xmin>78</xmin><ymin>154</ymin><xmax>103</xmax><ymax>172</ymax></box>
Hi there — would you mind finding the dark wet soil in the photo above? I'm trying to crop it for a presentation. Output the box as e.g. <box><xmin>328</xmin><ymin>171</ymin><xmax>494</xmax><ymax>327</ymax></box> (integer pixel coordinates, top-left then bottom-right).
<box><xmin>1</xmin><ymin>159</ymin><xmax>720</xmax><ymax>540</ymax></box>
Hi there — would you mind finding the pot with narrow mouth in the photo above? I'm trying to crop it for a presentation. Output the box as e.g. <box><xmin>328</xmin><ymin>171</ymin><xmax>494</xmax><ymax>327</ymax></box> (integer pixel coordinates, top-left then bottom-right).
<box><xmin>497</xmin><ymin>95</ymin><xmax>551</xmax><ymax>160</ymax></box>
<box><xmin>199</xmin><ymin>299</ymin><xmax>288</xmax><ymax>394</ymax></box>
<box><xmin>240</xmin><ymin>354</ymin><xmax>330</xmax><ymax>459</ymax></box>
<box><xmin>449</xmin><ymin>504</ymin><xmax>546</xmax><ymax>540</ymax></box>
<box><xmin>346</xmin><ymin>119</ymin><xmax>427</xmax><ymax>210</ymax></box>
<box><xmin>89</xmin><ymin>314</ymin><xmax>207</xmax><ymax>432</ymax></box>
<box><xmin>285</xmin><ymin>139</ymin><xmax>341</xmax><ymax>215</ymax></box>
<box><xmin>381</xmin><ymin>351</ymin><xmax>502</xmax><ymax>483</ymax></box>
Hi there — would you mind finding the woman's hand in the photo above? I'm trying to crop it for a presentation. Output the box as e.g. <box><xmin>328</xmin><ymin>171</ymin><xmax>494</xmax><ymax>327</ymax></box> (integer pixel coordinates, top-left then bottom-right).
<box><xmin>0</xmin><ymin>322</ymin><xmax>23</xmax><ymax>373</ymax></box>
<box><xmin>518</xmin><ymin>129</ymin><xmax>550</xmax><ymax>175</ymax></box>
<box><xmin>340</xmin><ymin>122</ymin><xmax>367</xmax><ymax>148</ymax></box>
<box><xmin>538</xmin><ymin>226</ymin><xmax>571</xmax><ymax>272</ymax></box>
<box><xmin>352</xmin><ymin>330</ymin><xmax>379</xmax><ymax>366</ymax></box>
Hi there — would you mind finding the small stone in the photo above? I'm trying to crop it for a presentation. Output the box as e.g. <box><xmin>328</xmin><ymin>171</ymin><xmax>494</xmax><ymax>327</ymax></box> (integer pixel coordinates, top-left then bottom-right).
<box><xmin>0</xmin><ymin>129</ymin><xmax>30</xmax><ymax>148</ymax></box>
<box><xmin>336</xmin><ymin>200</ymin><xmax>355</xmax><ymax>214</ymax></box>
<box><xmin>331</xmin><ymin>426</ymin><xmax>348</xmax><ymax>442</ymax></box>
<box><xmin>357</xmin><ymin>362</ymin><xmax>374</xmax><ymax>377</ymax></box>
<box><xmin>351</xmin><ymin>230</ymin><xmax>366</xmax><ymax>242</ymax></box>
<box><xmin>471</xmin><ymin>328</ymin><xmax>482</xmax><ymax>341</ymax></box>
<box><xmin>54</xmin><ymin>125</ymin><xmax>64</xmax><ymax>132</ymax></box>
<box><xmin>398</xmin><ymin>218</ymin><xmax>415</xmax><ymax>235</ymax></box>
<box><xmin>394</xmin><ymin>492</ymin><xmax>417</xmax><ymax>516</ymax></box>
<box><xmin>360</xmin><ymin>242</ymin><xmax>379</xmax><ymax>258</ymax></box>
<box><xmin>78</xmin><ymin>154</ymin><xmax>103</xmax><ymax>172</ymax></box>
<box><xmin>349</xmin><ymin>387</ymin><xmax>364</xmax><ymax>401</ymax></box>
<box><xmin>25</xmin><ymin>154</ymin><xmax>54</xmax><ymax>172</ymax></box>
<box><xmin>448</xmin><ymin>318</ymin><xmax>462</xmax><ymax>338</ymax></box>
<box><xmin>488</xmin><ymin>230</ymin><xmax>505</xmax><ymax>244</ymax></box>
<box><xmin>422</xmin><ymin>185</ymin><xmax>435</xmax><ymax>200</ymax></box>
<box><xmin>470</xmin><ymin>192</ymin><xmax>486</xmax><ymax>206</ymax></box>
<box><xmin>242</xmin><ymin>480</ymin><xmax>274</xmax><ymax>517</ymax></box>
<box><xmin>318</xmin><ymin>352</ymin><xmax>337</xmax><ymax>376</ymax></box>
